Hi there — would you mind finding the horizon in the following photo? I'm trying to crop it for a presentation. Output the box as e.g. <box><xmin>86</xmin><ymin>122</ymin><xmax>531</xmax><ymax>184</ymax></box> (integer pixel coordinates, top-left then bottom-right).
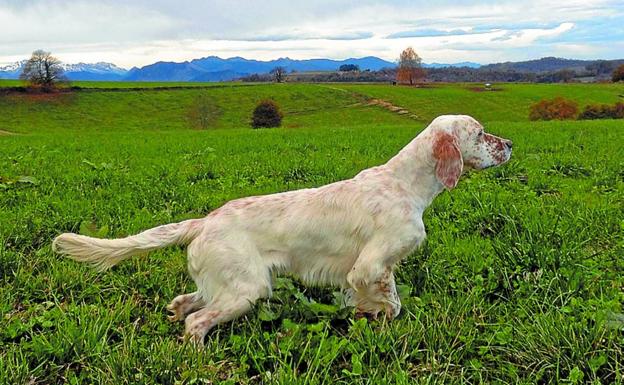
<box><xmin>1</xmin><ymin>1</ymin><xmax>623</xmax><ymax>68</ymax></box>
<box><xmin>2</xmin><ymin>54</ymin><xmax>622</xmax><ymax>71</ymax></box>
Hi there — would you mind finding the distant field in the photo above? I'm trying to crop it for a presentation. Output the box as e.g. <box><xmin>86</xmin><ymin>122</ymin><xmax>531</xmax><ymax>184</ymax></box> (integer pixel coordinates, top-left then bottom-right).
<box><xmin>0</xmin><ymin>79</ymin><xmax>227</xmax><ymax>88</ymax></box>
<box><xmin>336</xmin><ymin>82</ymin><xmax>624</xmax><ymax>122</ymax></box>
<box><xmin>1</xmin><ymin>82</ymin><xmax>623</xmax><ymax>384</ymax></box>
<box><xmin>2</xmin><ymin>81</ymin><xmax>622</xmax><ymax>133</ymax></box>
<box><xmin>0</xmin><ymin>79</ymin><xmax>25</xmax><ymax>87</ymax></box>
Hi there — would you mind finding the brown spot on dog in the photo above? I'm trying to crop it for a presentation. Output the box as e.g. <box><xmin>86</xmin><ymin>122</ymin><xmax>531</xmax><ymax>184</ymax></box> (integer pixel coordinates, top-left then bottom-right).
<box><xmin>433</xmin><ymin>132</ymin><xmax>463</xmax><ymax>189</ymax></box>
<box><xmin>484</xmin><ymin>134</ymin><xmax>507</xmax><ymax>164</ymax></box>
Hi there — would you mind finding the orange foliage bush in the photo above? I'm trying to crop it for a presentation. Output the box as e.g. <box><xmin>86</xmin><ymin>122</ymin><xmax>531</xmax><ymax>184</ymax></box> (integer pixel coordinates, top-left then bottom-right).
<box><xmin>578</xmin><ymin>102</ymin><xmax>624</xmax><ymax>120</ymax></box>
<box><xmin>612</xmin><ymin>64</ymin><xmax>624</xmax><ymax>82</ymax></box>
<box><xmin>529</xmin><ymin>97</ymin><xmax>579</xmax><ymax>121</ymax></box>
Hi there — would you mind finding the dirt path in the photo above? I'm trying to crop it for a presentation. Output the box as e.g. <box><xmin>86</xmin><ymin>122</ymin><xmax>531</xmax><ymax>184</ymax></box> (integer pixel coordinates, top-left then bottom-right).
<box><xmin>317</xmin><ymin>85</ymin><xmax>420</xmax><ymax>120</ymax></box>
<box><xmin>365</xmin><ymin>98</ymin><xmax>420</xmax><ymax>120</ymax></box>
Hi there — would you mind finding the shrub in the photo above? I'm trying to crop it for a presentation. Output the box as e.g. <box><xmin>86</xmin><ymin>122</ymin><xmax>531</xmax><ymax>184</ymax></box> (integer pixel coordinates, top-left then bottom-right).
<box><xmin>251</xmin><ymin>99</ymin><xmax>283</xmax><ymax>128</ymax></box>
<box><xmin>578</xmin><ymin>102</ymin><xmax>624</xmax><ymax>120</ymax></box>
<box><xmin>612</xmin><ymin>64</ymin><xmax>624</xmax><ymax>82</ymax></box>
<box><xmin>529</xmin><ymin>97</ymin><xmax>578</xmax><ymax>121</ymax></box>
<box><xmin>614</xmin><ymin>102</ymin><xmax>624</xmax><ymax>118</ymax></box>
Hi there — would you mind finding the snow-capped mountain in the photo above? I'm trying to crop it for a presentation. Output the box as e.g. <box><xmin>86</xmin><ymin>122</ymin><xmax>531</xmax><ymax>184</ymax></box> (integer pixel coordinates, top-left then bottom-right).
<box><xmin>0</xmin><ymin>60</ymin><xmax>128</xmax><ymax>81</ymax></box>
<box><xmin>0</xmin><ymin>60</ymin><xmax>27</xmax><ymax>72</ymax></box>
<box><xmin>0</xmin><ymin>60</ymin><xmax>28</xmax><ymax>78</ymax></box>
<box><xmin>60</xmin><ymin>62</ymin><xmax>127</xmax><ymax>75</ymax></box>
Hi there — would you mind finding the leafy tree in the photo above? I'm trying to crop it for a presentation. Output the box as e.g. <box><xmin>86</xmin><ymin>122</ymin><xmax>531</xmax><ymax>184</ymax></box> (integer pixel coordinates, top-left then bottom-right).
<box><xmin>396</xmin><ymin>47</ymin><xmax>426</xmax><ymax>85</ymax></box>
<box><xmin>339</xmin><ymin>64</ymin><xmax>360</xmax><ymax>72</ymax></box>
<box><xmin>585</xmin><ymin>60</ymin><xmax>615</xmax><ymax>76</ymax></box>
<box><xmin>270</xmin><ymin>66</ymin><xmax>286</xmax><ymax>83</ymax></box>
<box><xmin>19</xmin><ymin>50</ymin><xmax>66</xmax><ymax>90</ymax></box>
<box><xmin>612</xmin><ymin>64</ymin><xmax>624</xmax><ymax>82</ymax></box>
<box><xmin>553</xmin><ymin>69</ymin><xmax>575</xmax><ymax>83</ymax></box>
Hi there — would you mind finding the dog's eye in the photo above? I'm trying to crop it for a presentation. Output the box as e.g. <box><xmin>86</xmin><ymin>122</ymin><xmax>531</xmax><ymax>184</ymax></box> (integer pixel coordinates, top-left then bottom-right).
<box><xmin>477</xmin><ymin>131</ymin><xmax>484</xmax><ymax>139</ymax></box>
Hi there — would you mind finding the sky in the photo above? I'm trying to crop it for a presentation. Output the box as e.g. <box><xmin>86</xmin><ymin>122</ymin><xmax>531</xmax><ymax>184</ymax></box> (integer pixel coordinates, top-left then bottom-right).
<box><xmin>1</xmin><ymin>0</ymin><xmax>623</xmax><ymax>68</ymax></box>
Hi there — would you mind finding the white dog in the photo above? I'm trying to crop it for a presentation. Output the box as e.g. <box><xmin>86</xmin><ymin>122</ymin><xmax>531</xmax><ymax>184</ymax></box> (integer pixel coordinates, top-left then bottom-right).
<box><xmin>53</xmin><ymin>115</ymin><xmax>512</xmax><ymax>344</ymax></box>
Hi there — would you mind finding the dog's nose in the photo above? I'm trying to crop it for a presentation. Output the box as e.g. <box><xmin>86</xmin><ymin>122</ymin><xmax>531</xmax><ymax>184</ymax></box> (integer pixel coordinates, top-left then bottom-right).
<box><xmin>505</xmin><ymin>140</ymin><xmax>513</xmax><ymax>150</ymax></box>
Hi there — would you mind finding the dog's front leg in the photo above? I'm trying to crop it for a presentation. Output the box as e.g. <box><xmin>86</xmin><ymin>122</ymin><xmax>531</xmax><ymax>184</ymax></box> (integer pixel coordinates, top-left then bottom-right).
<box><xmin>346</xmin><ymin>244</ymin><xmax>407</xmax><ymax>319</ymax></box>
<box><xmin>346</xmin><ymin>225</ymin><xmax>422</xmax><ymax>319</ymax></box>
<box><xmin>347</xmin><ymin>268</ymin><xmax>401</xmax><ymax>320</ymax></box>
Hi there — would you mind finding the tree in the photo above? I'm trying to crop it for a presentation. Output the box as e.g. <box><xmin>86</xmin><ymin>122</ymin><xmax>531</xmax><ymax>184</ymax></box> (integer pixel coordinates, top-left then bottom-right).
<box><xmin>187</xmin><ymin>95</ymin><xmax>222</xmax><ymax>129</ymax></box>
<box><xmin>20</xmin><ymin>50</ymin><xmax>66</xmax><ymax>90</ymax></box>
<box><xmin>339</xmin><ymin>64</ymin><xmax>360</xmax><ymax>72</ymax></box>
<box><xmin>397</xmin><ymin>47</ymin><xmax>426</xmax><ymax>85</ymax></box>
<box><xmin>553</xmin><ymin>69</ymin><xmax>575</xmax><ymax>83</ymax></box>
<box><xmin>270</xmin><ymin>66</ymin><xmax>286</xmax><ymax>83</ymax></box>
<box><xmin>585</xmin><ymin>60</ymin><xmax>614</xmax><ymax>76</ymax></box>
<box><xmin>613</xmin><ymin>64</ymin><xmax>624</xmax><ymax>82</ymax></box>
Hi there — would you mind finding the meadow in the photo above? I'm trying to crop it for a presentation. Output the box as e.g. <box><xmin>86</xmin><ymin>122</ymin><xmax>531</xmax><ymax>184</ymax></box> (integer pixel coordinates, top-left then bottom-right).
<box><xmin>1</xmin><ymin>80</ymin><xmax>623</xmax><ymax>384</ymax></box>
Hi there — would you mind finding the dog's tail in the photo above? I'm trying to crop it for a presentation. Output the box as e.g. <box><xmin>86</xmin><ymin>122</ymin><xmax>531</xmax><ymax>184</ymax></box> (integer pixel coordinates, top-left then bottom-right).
<box><xmin>52</xmin><ymin>218</ymin><xmax>204</xmax><ymax>271</ymax></box>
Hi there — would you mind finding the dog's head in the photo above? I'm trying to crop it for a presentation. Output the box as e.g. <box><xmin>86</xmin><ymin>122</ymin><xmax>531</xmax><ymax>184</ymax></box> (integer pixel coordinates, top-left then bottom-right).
<box><xmin>428</xmin><ymin>115</ymin><xmax>512</xmax><ymax>189</ymax></box>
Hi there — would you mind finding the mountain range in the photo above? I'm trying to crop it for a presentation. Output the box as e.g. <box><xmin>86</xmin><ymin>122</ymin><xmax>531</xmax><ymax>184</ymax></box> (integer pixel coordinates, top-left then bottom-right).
<box><xmin>0</xmin><ymin>56</ymin><xmax>621</xmax><ymax>82</ymax></box>
<box><xmin>0</xmin><ymin>56</ymin><xmax>480</xmax><ymax>82</ymax></box>
<box><xmin>0</xmin><ymin>61</ymin><xmax>128</xmax><ymax>81</ymax></box>
<box><xmin>480</xmin><ymin>57</ymin><xmax>624</xmax><ymax>73</ymax></box>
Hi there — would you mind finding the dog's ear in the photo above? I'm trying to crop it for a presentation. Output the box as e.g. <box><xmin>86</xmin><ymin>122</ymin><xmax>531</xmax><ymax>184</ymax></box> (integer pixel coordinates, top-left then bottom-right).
<box><xmin>433</xmin><ymin>132</ymin><xmax>463</xmax><ymax>190</ymax></box>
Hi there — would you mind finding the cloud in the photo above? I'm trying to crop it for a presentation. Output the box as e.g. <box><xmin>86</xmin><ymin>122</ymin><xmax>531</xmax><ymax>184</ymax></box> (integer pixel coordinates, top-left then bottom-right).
<box><xmin>0</xmin><ymin>0</ymin><xmax>622</xmax><ymax>67</ymax></box>
<box><xmin>236</xmin><ymin>31</ymin><xmax>374</xmax><ymax>42</ymax></box>
<box><xmin>491</xmin><ymin>22</ymin><xmax>575</xmax><ymax>43</ymax></box>
<box><xmin>386</xmin><ymin>29</ymin><xmax>473</xmax><ymax>39</ymax></box>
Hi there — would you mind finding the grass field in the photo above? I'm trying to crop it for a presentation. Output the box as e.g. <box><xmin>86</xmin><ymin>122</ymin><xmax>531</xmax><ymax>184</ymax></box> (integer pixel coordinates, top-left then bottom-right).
<box><xmin>1</xmin><ymin>81</ymin><xmax>623</xmax><ymax>384</ymax></box>
<box><xmin>0</xmin><ymin>79</ymin><xmax>224</xmax><ymax>89</ymax></box>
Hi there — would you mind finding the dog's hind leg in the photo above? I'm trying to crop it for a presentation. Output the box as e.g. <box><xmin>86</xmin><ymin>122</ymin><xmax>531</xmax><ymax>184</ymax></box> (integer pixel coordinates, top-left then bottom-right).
<box><xmin>167</xmin><ymin>292</ymin><xmax>206</xmax><ymax>322</ymax></box>
<box><xmin>183</xmin><ymin>232</ymin><xmax>272</xmax><ymax>344</ymax></box>
<box><xmin>184</xmin><ymin>288</ymin><xmax>266</xmax><ymax>345</ymax></box>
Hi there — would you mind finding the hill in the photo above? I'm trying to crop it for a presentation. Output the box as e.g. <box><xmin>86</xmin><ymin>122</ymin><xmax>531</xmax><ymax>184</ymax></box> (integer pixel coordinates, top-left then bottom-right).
<box><xmin>481</xmin><ymin>56</ymin><xmax>624</xmax><ymax>73</ymax></box>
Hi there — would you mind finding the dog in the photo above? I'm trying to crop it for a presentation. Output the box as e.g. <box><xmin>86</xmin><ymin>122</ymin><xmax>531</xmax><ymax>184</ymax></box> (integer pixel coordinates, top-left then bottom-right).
<box><xmin>53</xmin><ymin>115</ymin><xmax>512</xmax><ymax>344</ymax></box>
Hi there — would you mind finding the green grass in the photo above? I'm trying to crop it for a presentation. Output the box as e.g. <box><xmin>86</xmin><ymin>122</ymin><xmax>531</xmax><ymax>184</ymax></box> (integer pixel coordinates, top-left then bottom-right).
<box><xmin>0</xmin><ymin>79</ymin><xmax>231</xmax><ymax>88</ymax></box>
<box><xmin>0</xmin><ymin>79</ymin><xmax>26</xmax><ymax>87</ymax></box>
<box><xmin>0</xmin><ymin>83</ymin><xmax>408</xmax><ymax>133</ymax></box>
<box><xmin>336</xmin><ymin>83</ymin><xmax>624</xmax><ymax>122</ymax></box>
<box><xmin>1</xmin><ymin>82</ymin><xmax>623</xmax><ymax>384</ymax></box>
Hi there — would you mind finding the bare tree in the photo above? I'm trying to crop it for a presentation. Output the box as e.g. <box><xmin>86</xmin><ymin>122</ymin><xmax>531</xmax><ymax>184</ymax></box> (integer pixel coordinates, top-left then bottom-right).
<box><xmin>397</xmin><ymin>47</ymin><xmax>426</xmax><ymax>85</ymax></box>
<box><xmin>187</xmin><ymin>95</ymin><xmax>222</xmax><ymax>129</ymax></box>
<box><xmin>20</xmin><ymin>50</ymin><xmax>66</xmax><ymax>90</ymax></box>
<box><xmin>270</xmin><ymin>66</ymin><xmax>286</xmax><ymax>83</ymax></box>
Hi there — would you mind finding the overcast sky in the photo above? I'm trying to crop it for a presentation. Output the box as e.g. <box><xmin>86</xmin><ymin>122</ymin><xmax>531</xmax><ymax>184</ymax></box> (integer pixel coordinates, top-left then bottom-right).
<box><xmin>1</xmin><ymin>0</ymin><xmax>623</xmax><ymax>68</ymax></box>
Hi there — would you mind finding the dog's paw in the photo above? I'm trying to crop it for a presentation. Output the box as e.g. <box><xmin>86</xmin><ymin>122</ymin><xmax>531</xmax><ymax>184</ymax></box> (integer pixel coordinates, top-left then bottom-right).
<box><xmin>384</xmin><ymin>302</ymin><xmax>401</xmax><ymax>320</ymax></box>
<box><xmin>166</xmin><ymin>303</ymin><xmax>182</xmax><ymax>322</ymax></box>
<box><xmin>355</xmin><ymin>310</ymin><xmax>379</xmax><ymax>321</ymax></box>
<box><xmin>181</xmin><ymin>333</ymin><xmax>205</xmax><ymax>348</ymax></box>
